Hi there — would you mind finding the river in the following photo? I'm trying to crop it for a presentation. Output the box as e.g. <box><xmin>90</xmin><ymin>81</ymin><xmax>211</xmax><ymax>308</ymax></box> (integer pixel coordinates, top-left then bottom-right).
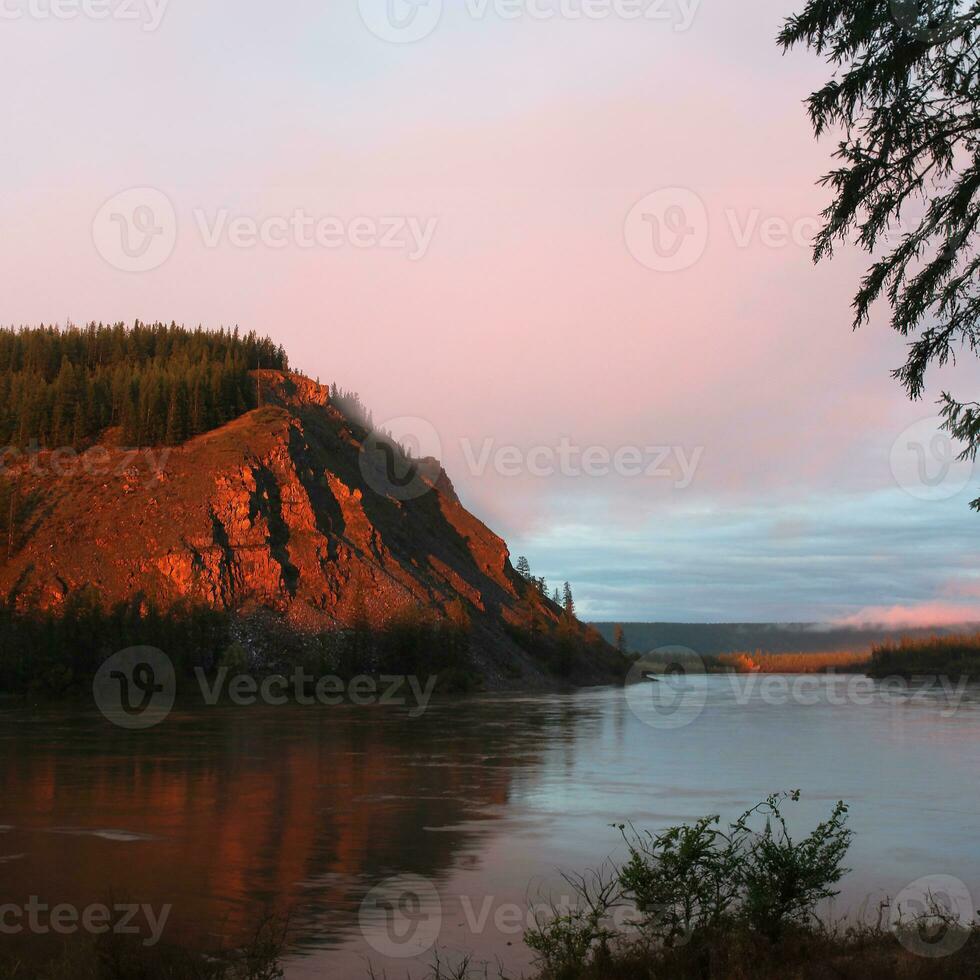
<box><xmin>1</xmin><ymin>676</ymin><xmax>978</xmax><ymax>977</ymax></box>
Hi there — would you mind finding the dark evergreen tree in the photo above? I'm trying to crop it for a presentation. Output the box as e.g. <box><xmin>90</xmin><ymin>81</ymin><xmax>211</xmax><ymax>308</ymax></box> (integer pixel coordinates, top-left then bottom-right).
<box><xmin>331</xmin><ymin>386</ymin><xmax>374</xmax><ymax>430</ymax></box>
<box><xmin>562</xmin><ymin>582</ymin><xmax>575</xmax><ymax>619</ymax></box>
<box><xmin>0</xmin><ymin>323</ymin><xmax>288</xmax><ymax>449</ymax></box>
<box><xmin>781</xmin><ymin>1</ymin><xmax>980</xmax><ymax>505</ymax></box>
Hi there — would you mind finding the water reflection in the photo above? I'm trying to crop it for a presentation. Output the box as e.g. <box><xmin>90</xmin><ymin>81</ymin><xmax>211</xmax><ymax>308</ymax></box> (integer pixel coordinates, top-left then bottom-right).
<box><xmin>0</xmin><ymin>695</ymin><xmax>606</xmax><ymax>957</ymax></box>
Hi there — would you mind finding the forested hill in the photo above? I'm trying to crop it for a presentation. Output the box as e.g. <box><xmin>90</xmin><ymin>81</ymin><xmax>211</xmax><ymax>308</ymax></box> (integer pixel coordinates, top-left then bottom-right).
<box><xmin>0</xmin><ymin>323</ymin><xmax>288</xmax><ymax>448</ymax></box>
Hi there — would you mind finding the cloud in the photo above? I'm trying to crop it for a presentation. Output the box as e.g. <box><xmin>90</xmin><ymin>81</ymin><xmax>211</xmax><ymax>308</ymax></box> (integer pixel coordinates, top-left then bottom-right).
<box><xmin>833</xmin><ymin>603</ymin><xmax>980</xmax><ymax>629</ymax></box>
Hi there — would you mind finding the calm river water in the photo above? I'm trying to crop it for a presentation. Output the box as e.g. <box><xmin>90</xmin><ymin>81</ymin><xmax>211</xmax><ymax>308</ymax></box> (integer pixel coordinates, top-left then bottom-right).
<box><xmin>1</xmin><ymin>676</ymin><xmax>978</xmax><ymax>977</ymax></box>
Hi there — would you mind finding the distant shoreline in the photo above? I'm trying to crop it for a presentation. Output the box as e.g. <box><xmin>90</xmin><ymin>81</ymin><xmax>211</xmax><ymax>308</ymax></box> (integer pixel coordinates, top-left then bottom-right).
<box><xmin>592</xmin><ymin>621</ymin><xmax>980</xmax><ymax>658</ymax></box>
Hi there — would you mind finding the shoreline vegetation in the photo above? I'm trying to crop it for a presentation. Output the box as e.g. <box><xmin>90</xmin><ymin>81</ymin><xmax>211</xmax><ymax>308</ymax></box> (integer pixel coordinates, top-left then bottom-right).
<box><xmin>632</xmin><ymin>632</ymin><xmax>980</xmax><ymax>681</ymax></box>
<box><xmin>4</xmin><ymin>601</ymin><xmax>980</xmax><ymax>702</ymax></box>
<box><xmin>4</xmin><ymin>795</ymin><xmax>977</xmax><ymax>980</ymax></box>
<box><xmin>0</xmin><ymin>594</ymin><xmax>483</xmax><ymax>700</ymax></box>
<box><xmin>0</xmin><ymin>593</ymin><xmax>625</xmax><ymax>702</ymax></box>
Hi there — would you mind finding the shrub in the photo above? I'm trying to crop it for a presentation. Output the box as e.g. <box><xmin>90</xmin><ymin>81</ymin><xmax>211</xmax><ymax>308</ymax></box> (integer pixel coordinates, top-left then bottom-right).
<box><xmin>617</xmin><ymin>812</ymin><xmax>744</xmax><ymax>946</ymax></box>
<box><xmin>526</xmin><ymin>792</ymin><xmax>853</xmax><ymax>973</ymax></box>
<box><xmin>739</xmin><ymin>796</ymin><xmax>851</xmax><ymax>938</ymax></box>
<box><xmin>619</xmin><ymin>792</ymin><xmax>852</xmax><ymax>943</ymax></box>
<box><xmin>525</xmin><ymin>868</ymin><xmax>622</xmax><ymax>977</ymax></box>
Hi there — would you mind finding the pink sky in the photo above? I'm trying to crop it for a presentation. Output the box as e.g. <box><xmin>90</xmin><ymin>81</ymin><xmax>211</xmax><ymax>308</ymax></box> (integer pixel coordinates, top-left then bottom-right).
<box><xmin>2</xmin><ymin>0</ymin><xmax>978</xmax><ymax>622</ymax></box>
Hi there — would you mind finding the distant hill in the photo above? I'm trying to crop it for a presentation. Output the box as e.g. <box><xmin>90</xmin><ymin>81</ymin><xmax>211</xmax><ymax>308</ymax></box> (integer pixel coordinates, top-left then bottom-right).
<box><xmin>590</xmin><ymin>622</ymin><xmax>980</xmax><ymax>657</ymax></box>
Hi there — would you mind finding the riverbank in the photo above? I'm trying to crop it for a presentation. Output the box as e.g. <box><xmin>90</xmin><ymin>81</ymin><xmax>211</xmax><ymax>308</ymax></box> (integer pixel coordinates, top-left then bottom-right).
<box><xmin>0</xmin><ymin>920</ymin><xmax>286</xmax><ymax>980</ymax></box>
<box><xmin>522</xmin><ymin>926</ymin><xmax>980</xmax><ymax>979</ymax></box>
<box><xmin>5</xmin><ymin>923</ymin><xmax>978</xmax><ymax>980</ymax></box>
<box><xmin>0</xmin><ymin>595</ymin><xmax>628</xmax><ymax>704</ymax></box>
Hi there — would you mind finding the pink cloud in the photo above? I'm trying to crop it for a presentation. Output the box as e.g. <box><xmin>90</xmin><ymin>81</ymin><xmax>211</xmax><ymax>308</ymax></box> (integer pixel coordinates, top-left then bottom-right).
<box><xmin>835</xmin><ymin>603</ymin><xmax>980</xmax><ymax>629</ymax></box>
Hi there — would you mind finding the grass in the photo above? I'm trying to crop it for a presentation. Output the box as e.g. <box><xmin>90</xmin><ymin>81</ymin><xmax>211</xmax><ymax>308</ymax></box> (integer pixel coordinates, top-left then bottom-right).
<box><xmin>0</xmin><ymin>916</ymin><xmax>286</xmax><ymax>980</ymax></box>
<box><xmin>634</xmin><ymin>650</ymin><xmax>872</xmax><ymax>674</ymax></box>
<box><xmin>518</xmin><ymin>923</ymin><xmax>980</xmax><ymax>979</ymax></box>
<box><xmin>716</xmin><ymin>650</ymin><xmax>872</xmax><ymax>674</ymax></box>
<box><xmin>10</xmin><ymin>908</ymin><xmax>977</xmax><ymax>980</ymax></box>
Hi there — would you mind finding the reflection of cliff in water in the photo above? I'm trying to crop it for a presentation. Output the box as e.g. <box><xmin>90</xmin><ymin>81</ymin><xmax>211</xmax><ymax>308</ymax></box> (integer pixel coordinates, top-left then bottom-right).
<box><xmin>0</xmin><ymin>695</ymin><xmax>610</xmax><ymax>952</ymax></box>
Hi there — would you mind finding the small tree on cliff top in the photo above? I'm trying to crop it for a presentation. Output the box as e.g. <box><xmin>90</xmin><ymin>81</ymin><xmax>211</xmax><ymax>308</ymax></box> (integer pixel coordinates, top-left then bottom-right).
<box><xmin>562</xmin><ymin>582</ymin><xmax>576</xmax><ymax>619</ymax></box>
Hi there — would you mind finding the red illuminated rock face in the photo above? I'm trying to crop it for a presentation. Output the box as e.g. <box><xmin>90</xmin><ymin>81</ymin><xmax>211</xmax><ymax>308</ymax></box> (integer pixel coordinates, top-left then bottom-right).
<box><xmin>0</xmin><ymin>372</ymin><xmax>619</xmax><ymax>687</ymax></box>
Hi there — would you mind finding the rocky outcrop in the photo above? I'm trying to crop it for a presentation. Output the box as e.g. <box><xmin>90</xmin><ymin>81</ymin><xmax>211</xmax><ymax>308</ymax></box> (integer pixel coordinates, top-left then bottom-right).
<box><xmin>0</xmin><ymin>372</ymin><xmax>619</xmax><ymax>686</ymax></box>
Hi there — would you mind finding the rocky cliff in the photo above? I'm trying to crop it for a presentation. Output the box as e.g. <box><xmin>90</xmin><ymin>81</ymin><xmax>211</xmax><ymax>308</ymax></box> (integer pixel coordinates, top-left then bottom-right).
<box><xmin>0</xmin><ymin>372</ymin><xmax>621</xmax><ymax>688</ymax></box>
